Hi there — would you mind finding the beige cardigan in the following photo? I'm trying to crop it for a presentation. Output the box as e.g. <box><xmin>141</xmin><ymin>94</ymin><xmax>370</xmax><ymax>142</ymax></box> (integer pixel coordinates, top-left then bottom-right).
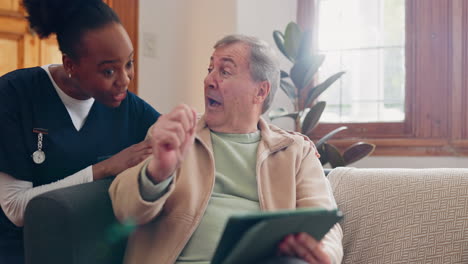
<box><xmin>109</xmin><ymin>116</ymin><xmax>343</xmax><ymax>264</ymax></box>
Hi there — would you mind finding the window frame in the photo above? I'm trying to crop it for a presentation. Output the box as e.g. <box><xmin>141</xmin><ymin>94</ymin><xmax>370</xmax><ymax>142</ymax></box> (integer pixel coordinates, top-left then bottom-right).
<box><xmin>298</xmin><ymin>0</ymin><xmax>468</xmax><ymax>156</ymax></box>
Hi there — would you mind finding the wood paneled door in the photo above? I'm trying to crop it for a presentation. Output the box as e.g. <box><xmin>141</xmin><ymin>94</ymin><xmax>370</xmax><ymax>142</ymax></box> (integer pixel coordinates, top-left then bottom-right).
<box><xmin>0</xmin><ymin>0</ymin><xmax>139</xmax><ymax>94</ymax></box>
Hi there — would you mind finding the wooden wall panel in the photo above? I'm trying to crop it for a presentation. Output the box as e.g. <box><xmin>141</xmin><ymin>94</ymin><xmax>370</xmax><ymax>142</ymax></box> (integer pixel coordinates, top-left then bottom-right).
<box><xmin>21</xmin><ymin>34</ymin><xmax>39</xmax><ymax>68</ymax></box>
<box><xmin>408</xmin><ymin>0</ymin><xmax>451</xmax><ymax>139</ymax></box>
<box><xmin>104</xmin><ymin>0</ymin><xmax>113</xmax><ymax>7</ymax></box>
<box><xmin>0</xmin><ymin>1</ymin><xmax>34</xmax><ymax>75</ymax></box>
<box><xmin>0</xmin><ymin>15</ymin><xmax>27</xmax><ymax>35</ymax></box>
<box><xmin>450</xmin><ymin>0</ymin><xmax>463</xmax><ymax>141</ymax></box>
<box><xmin>0</xmin><ymin>0</ymin><xmax>54</xmax><ymax>72</ymax></box>
<box><xmin>463</xmin><ymin>0</ymin><xmax>468</xmax><ymax>139</ymax></box>
<box><xmin>0</xmin><ymin>0</ymin><xmax>19</xmax><ymax>11</ymax></box>
<box><xmin>0</xmin><ymin>35</ymin><xmax>19</xmax><ymax>75</ymax></box>
<box><xmin>39</xmin><ymin>36</ymin><xmax>62</xmax><ymax>65</ymax></box>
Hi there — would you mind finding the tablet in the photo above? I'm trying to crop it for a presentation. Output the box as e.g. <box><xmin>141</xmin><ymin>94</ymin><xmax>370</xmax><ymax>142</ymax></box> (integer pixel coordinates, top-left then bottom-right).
<box><xmin>211</xmin><ymin>207</ymin><xmax>343</xmax><ymax>264</ymax></box>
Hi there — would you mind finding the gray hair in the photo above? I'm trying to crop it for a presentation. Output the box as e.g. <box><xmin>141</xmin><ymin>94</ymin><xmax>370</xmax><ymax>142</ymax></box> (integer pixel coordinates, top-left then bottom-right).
<box><xmin>214</xmin><ymin>34</ymin><xmax>280</xmax><ymax>114</ymax></box>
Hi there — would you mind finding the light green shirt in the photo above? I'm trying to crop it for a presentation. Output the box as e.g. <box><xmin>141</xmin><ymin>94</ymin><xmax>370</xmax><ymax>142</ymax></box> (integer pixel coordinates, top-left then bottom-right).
<box><xmin>176</xmin><ymin>131</ymin><xmax>261</xmax><ymax>264</ymax></box>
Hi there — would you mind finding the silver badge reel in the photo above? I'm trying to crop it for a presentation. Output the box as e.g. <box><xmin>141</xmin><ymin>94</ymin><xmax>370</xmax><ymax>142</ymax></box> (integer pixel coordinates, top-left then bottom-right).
<box><xmin>32</xmin><ymin>128</ymin><xmax>47</xmax><ymax>164</ymax></box>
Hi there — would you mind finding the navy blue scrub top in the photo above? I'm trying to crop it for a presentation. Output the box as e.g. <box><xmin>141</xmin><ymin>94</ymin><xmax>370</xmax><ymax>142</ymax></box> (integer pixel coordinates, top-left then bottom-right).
<box><xmin>0</xmin><ymin>67</ymin><xmax>160</xmax><ymax>253</ymax></box>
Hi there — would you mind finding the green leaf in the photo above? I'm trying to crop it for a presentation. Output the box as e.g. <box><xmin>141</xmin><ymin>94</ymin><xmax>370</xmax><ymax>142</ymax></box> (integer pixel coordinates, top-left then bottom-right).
<box><xmin>273</xmin><ymin>31</ymin><xmax>294</xmax><ymax>62</ymax></box>
<box><xmin>324</xmin><ymin>143</ymin><xmax>345</xmax><ymax>168</ymax></box>
<box><xmin>268</xmin><ymin>108</ymin><xmax>299</xmax><ymax>121</ymax></box>
<box><xmin>318</xmin><ymin>144</ymin><xmax>328</xmax><ymax>165</ymax></box>
<box><xmin>301</xmin><ymin>101</ymin><xmax>326</xmax><ymax>135</ymax></box>
<box><xmin>297</xmin><ymin>108</ymin><xmax>310</xmax><ymax>132</ymax></box>
<box><xmin>315</xmin><ymin>126</ymin><xmax>347</xmax><ymax>149</ymax></box>
<box><xmin>301</xmin><ymin>54</ymin><xmax>325</xmax><ymax>90</ymax></box>
<box><xmin>296</xmin><ymin>30</ymin><xmax>313</xmax><ymax>59</ymax></box>
<box><xmin>342</xmin><ymin>142</ymin><xmax>376</xmax><ymax>166</ymax></box>
<box><xmin>290</xmin><ymin>54</ymin><xmax>325</xmax><ymax>90</ymax></box>
<box><xmin>280</xmin><ymin>70</ymin><xmax>289</xmax><ymax>78</ymax></box>
<box><xmin>284</xmin><ymin>22</ymin><xmax>302</xmax><ymax>61</ymax></box>
<box><xmin>305</xmin><ymin>71</ymin><xmax>345</xmax><ymax>108</ymax></box>
<box><xmin>280</xmin><ymin>79</ymin><xmax>298</xmax><ymax>103</ymax></box>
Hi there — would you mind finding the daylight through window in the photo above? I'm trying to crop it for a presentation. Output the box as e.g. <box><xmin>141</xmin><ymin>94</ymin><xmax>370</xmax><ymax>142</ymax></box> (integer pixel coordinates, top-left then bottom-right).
<box><xmin>316</xmin><ymin>0</ymin><xmax>405</xmax><ymax>123</ymax></box>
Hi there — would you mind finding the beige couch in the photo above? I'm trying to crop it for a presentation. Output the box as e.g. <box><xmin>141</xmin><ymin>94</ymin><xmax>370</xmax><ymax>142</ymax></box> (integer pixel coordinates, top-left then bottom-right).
<box><xmin>328</xmin><ymin>167</ymin><xmax>468</xmax><ymax>264</ymax></box>
<box><xmin>24</xmin><ymin>168</ymin><xmax>468</xmax><ymax>264</ymax></box>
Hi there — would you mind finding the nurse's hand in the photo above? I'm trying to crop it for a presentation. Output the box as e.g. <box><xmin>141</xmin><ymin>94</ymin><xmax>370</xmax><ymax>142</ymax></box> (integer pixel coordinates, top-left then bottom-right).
<box><xmin>93</xmin><ymin>139</ymin><xmax>153</xmax><ymax>180</ymax></box>
<box><xmin>277</xmin><ymin>233</ymin><xmax>331</xmax><ymax>264</ymax></box>
<box><xmin>146</xmin><ymin>104</ymin><xmax>197</xmax><ymax>183</ymax></box>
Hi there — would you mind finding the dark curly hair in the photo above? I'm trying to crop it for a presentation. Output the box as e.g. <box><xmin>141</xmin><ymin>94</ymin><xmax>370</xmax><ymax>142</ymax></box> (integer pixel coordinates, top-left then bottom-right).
<box><xmin>23</xmin><ymin>0</ymin><xmax>121</xmax><ymax>60</ymax></box>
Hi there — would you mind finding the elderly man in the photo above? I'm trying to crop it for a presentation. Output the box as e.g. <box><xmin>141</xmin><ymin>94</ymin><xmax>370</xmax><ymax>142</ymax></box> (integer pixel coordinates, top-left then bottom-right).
<box><xmin>109</xmin><ymin>34</ymin><xmax>343</xmax><ymax>264</ymax></box>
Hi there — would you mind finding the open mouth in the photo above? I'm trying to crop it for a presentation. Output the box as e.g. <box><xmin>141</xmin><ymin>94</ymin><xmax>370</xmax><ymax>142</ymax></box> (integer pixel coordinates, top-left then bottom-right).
<box><xmin>209</xmin><ymin>98</ymin><xmax>221</xmax><ymax>107</ymax></box>
<box><xmin>207</xmin><ymin>96</ymin><xmax>223</xmax><ymax>107</ymax></box>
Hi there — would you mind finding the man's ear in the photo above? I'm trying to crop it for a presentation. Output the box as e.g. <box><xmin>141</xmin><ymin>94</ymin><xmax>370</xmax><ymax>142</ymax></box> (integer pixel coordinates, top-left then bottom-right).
<box><xmin>254</xmin><ymin>81</ymin><xmax>271</xmax><ymax>104</ymax></box>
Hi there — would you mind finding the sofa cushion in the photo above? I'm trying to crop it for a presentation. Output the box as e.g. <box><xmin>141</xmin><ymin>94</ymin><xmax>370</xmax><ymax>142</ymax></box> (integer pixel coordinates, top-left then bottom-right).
<box><xmin>328</xmin><ymin>167</ymin><xmax>468</xmax><ymax>264</ymax></box>
<box><xmin>23</xmin><ymin>178</ymin><xmax>127</xmax><ymax>264</ymax></box>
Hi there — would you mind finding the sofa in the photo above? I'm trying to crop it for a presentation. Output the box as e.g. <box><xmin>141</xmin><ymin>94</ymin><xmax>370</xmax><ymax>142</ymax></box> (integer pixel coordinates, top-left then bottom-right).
<box><xmin>23</xmin><ymin>178</ymin><xmax>125</xmax><ymax>264</ymax></box>
<box><xmin>23</xmin><ymin>168</ymin><xmax>468</xmax><ymax>264</ymax></box>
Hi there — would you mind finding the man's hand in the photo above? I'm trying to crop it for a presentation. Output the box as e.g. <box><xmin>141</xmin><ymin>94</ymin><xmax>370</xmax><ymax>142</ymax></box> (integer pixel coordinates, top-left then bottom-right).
<box><xmin>277</xmin><ymin>233</ymin><xmax>331</xmax><ymax>264</ymax></box>
<box><xmin>146</xmin><ymin>104</ymin><xmax>197</xmax><ymax>183</ymax></box>
<box><xmin>93</xmin><ymin>139</ymin><xmax>153</xmax><ymax>180</ymax></box>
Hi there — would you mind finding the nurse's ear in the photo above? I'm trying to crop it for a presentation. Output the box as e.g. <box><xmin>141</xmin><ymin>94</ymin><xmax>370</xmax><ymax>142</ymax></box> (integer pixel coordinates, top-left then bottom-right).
<box><xmin>62</xmin><ymin>54</ymin><xmax>75</xmax><ymax>78</ymax></box>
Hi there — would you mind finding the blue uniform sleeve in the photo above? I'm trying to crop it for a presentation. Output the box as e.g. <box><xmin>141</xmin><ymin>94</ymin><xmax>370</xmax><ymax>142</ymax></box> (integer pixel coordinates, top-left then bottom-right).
<box><xmin>0</xmin><ymin>77</ymin><xmax>34</xmax><ymax>181</ymax></box>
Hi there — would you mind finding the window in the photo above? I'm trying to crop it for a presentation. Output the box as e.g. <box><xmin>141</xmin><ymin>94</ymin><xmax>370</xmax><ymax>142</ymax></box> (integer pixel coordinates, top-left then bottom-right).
<box><xmin>298</xmin><ymin>0</ymin><xmax>468</xmax><ymax>156</ymax></box>
<box><xmin>317</xmin><ymin>0</ymin><xmax>405</xmax><ymax>123</ymax></box>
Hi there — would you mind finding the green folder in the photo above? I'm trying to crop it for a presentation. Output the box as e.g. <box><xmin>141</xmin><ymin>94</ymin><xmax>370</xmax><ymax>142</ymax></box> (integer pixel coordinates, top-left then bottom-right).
<box><xmin>211</xmin><ymin>207</ymin><xmax>343</xmax><ymax>264</ymax></box>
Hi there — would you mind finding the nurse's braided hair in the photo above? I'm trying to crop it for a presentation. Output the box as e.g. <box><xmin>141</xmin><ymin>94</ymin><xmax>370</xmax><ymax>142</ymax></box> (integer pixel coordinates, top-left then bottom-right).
<box><xmin>22</xmin><ymin>0</ymin><xmax>121</xmax><ymax>60</ymax></box>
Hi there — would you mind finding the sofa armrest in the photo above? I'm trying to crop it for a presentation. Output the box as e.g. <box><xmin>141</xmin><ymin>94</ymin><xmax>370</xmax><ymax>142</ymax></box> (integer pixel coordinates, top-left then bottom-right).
<box><xmin>23</xmin><ymin>178</ymin><xmax>127</xmax><ymax>264</ymax></box>
<box><xmin>328</xmin><ymin>167</ymin><xmax>468</xmax><ymax>264</ymax></box>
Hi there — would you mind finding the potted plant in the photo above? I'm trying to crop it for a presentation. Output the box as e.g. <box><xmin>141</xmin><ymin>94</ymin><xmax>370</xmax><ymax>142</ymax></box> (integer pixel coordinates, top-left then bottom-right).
<box><xmin>269</xmin><ymin>22</ymin><xmax>375</xmax><ymax>168</ymax></box>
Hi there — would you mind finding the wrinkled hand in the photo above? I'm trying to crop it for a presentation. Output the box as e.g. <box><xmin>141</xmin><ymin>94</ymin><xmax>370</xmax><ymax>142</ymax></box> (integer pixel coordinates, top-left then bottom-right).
<box><xmin>277</xmin><ymin>233</ymin><xmax>331</xmax><ymax>264</ymax></box>
<box><xmin>93</xmin><ymin>139</ymin><xmax>153</xmax><ymax>180</ymax></box>
<box><xmin>146</xmin><ymin>104</ymin><xmax>197</xmax><ymax>183</ymax></box>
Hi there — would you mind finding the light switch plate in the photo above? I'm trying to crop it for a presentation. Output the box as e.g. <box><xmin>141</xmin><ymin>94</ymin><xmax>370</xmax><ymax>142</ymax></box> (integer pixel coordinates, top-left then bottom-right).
<box><xmin>142</xmin><ymin>32</ymin><xmax>157</xmax><ymax>58</ymax></box>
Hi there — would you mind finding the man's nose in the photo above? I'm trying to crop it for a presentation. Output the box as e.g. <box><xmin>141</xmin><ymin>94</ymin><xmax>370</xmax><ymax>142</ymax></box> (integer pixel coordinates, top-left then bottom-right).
<box><xmin>204</xmin><ymin>72</ymin><xmax>217</xmax><ymax>89</ymax></box>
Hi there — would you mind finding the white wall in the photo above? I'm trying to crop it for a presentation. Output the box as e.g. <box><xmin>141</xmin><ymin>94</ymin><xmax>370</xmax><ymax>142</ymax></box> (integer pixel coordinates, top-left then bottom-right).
<box><xmin>184</xmin><ymin>0</ymin><xmax>238</xmax><ymax>112</ymax></box>
<box><xmin>237</xmin><ymin>0</ymin><xmax>296</xmax><ymax>130</ymax></box>
<box><xmin>137</xmin><ymin>0</ymin><xmax>468</xmax><ymax>168</ymax></box>
<box><xmin>138</xmin><ymin>0</ymin><xmax>236</xmax><ymax>113</ymax></box>
<box><xmin>138</xmin><ymin>1</ymin><xmax>188</xmax><ymax>113</ymax></box>
<box><xmin>138</xmin><ymin>0</ymin><xmax>295</xmax><ymax>123</ymax></box>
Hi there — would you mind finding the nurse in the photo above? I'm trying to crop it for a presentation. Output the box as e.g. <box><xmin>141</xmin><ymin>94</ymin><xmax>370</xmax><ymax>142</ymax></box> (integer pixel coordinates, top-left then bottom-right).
<box><xmin>0</xmin><ymin>0</ymin><xmax>160</xmax><ymax>262</ymax></box>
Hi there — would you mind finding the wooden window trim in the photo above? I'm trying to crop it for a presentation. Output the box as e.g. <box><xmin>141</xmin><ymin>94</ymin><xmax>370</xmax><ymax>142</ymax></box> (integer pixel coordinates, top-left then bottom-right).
<box><xmin>298</xmin><ymin>0</ymin><xmax>468</xmax><ymax>156</ymax></box>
